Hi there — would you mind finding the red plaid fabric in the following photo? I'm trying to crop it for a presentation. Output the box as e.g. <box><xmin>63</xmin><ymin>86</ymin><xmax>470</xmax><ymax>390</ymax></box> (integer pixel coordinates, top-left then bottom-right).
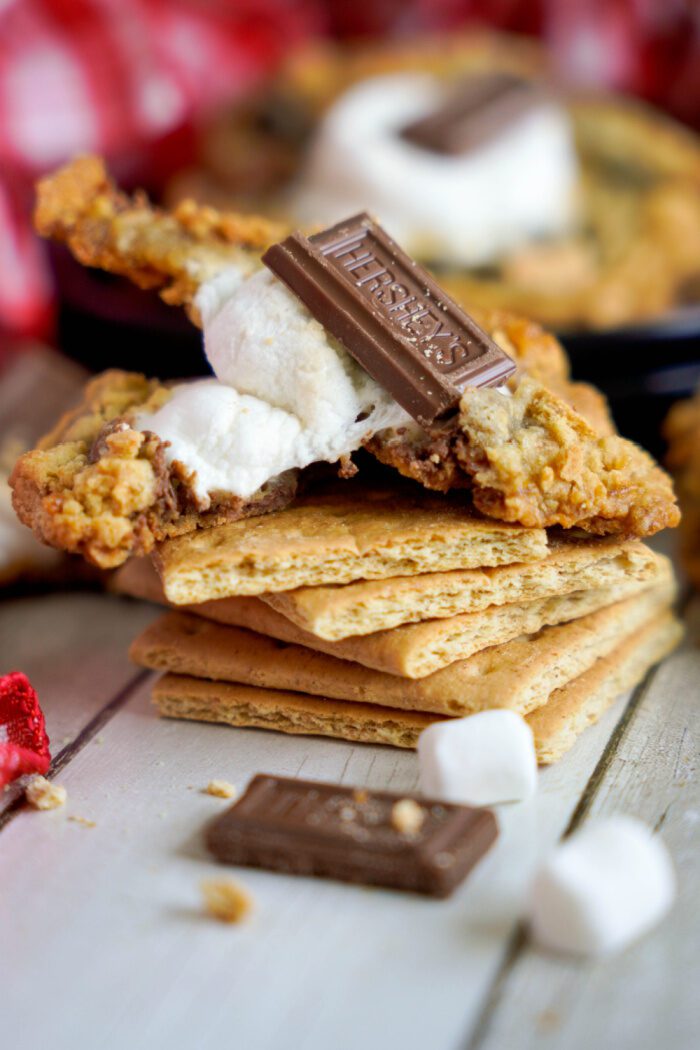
<box><xmin>1</xmin><ymin>0</ymin><xmax>696</xmax><ymax>341</ymax></box>
<box><xmin>0</xmin><ymin>0</ymin><xmax>318</xmax><ymax>339</ymax></box>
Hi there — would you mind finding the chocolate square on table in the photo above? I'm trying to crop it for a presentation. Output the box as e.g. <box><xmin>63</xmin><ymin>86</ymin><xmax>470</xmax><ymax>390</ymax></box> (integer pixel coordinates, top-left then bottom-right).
<box><xmin>206</xmin><ymin>774</ymin><xmax>499</xmax><ymax>899</ymax></box>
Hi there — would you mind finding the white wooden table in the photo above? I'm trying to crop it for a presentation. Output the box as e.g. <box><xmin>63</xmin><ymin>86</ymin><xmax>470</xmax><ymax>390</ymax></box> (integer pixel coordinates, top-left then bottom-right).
<box><xmin>1</xmin><ymin>559</ymin><xmax>697</xmax><ymax>1050</ymax></box>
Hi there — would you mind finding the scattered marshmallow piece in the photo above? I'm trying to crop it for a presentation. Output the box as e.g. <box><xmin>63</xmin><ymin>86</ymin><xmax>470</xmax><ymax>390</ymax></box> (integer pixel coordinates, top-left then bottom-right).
<box><xmin>201</xmin><ymin>878</ymin><xmax>253</xmax><ymax>924</ymax></box>
<box><xmin>528</xmin><ymin>816</ymin><xmax>676</xmax><ymax>956</ymax></box>
<box><xmin>417</xmin><ymin>710</ymin><xmax>537</xmax><ymax>806</ymax></box>
<box><xmin>25</xmin><ymin>776</ymin><xmax>66</xmax><ymax>810</ymax></box>
<box><xmin>205</xmin><ymin>780</ymin><xmax>238</xmax><ymax>800</ymax></box>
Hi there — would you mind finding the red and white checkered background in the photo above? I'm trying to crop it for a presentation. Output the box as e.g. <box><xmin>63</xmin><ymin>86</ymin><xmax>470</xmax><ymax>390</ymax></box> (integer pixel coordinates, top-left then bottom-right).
<box><xmin>0</xmin><ymin>0</ymin><xmax>318</xmax><ymax>341</ymax></box>
<box><xmin>1</xmin><ymin>0</ymin><xmax>698</xmax><ymax>343</ymax></box>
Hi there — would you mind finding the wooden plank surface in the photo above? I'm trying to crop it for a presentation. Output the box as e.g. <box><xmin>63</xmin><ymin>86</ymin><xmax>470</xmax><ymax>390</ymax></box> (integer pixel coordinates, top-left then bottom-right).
<box><xmin>0</xmin><ymin>584</ymin><xmax>696</xmax><ymax>1050</ymax></box>
<box><xmin>1</xmin><ymin>272</ymin><xmax>696</xmax><ymax>1050</ymax></box>
<box><xmin>0</xmin><ymin>592</ymin><xmax>156</xmax><ymax>815</ymax></box>
<box><xmin>0</xmin><ymin>582</ymin><xmax>654</xmax><ymax>1050</ymax></box>
<box><xmin>467</xmin><ymin>595</ymin><xmax>700</xmax><ymax>1050</ymax></box>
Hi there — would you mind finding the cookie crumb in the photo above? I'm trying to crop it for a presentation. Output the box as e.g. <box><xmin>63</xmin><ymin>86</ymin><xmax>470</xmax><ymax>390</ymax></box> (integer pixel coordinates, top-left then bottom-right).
<box><xmin>68</xmin><ymin>815</ymin><xmax>96</xmax><ymax>828</ymax></box>
<box><xmin>201</xmin><ymin>878</ymin><xmax>253</xmax><ymax>924</ymax></box>
<box><xmin>537</xmin><ymin>1009</ymin><xmax>561</xmax><ymax>1032</ymax></box>
<box><xmin>205</xmin><ymin>780</ymin><xmax>238</xmax><ymax>800</ymax></box>
<box><xmin>25</xmin><ymin>776</ymin><xmax>66</xmax><ymax>811</ymax></box>
<box><xmin>391</xmin><ymin>798</ymin><xmax>425</xmax><ymax>836</ymax></box>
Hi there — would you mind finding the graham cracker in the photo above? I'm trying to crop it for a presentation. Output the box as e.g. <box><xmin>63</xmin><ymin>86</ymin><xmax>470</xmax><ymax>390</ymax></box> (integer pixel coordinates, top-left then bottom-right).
<box><xmin>151</xmin><ymin>610</ymin><xmax>681</xmax><ymax>761</ymax></box>
<box><xmin>528</xmin><ymin>610</ymin><xmax>683</xmax><ymax>762</ymax></box>
<box><xmin>153</xmin><ymin>486</ymin><xmax>548</xmax><ymax>604</ymax></box>
<box><xmin>133</xmin><ymin>580</ymin><xmax>674</xmax><ymax>717</ymax></box>
<box><xmin>263</xmin><ymin>536</ymin><xmax>661</xmax><ymax>640</ymax></box>
<box><xmin>119</xmin><ymin>551</ymin><xmax>672</xmax><ymax>679</ymax></box>
<box><xmin>153</xmin><ymin>675</ymin><xmax>433</xmax><ymax>749</ymax></box>
<box><xmin>110</xmin><ymin>556</ymin><xmax>167</xmax><ymax>604</ymax></box>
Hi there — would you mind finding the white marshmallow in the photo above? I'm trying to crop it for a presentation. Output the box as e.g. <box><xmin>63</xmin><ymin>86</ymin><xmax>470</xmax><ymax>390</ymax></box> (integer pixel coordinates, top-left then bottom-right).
<box><xmin>292</xmin><ymin>74</ymin><xmax>578</xmax><ymax>267</ymax></box>
<box><xmin>417</xmin><ymin>711</ymin><xmax>538</xmax><ymax>806</ymax></box>
<box><xmin>135</xmin><ymin>267</ymin><xmax>410</xmax><ymax>503</ymax></box>
<box><xmin>528</xmin><ymin>816</ymin><xmax>676</xmax><ymax>956</ymax></box>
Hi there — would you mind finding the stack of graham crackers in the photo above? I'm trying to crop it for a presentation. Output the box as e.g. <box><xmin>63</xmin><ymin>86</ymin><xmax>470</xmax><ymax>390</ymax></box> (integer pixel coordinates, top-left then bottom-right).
<box><xmin>121</xmin><ymin>483</ymin><xmax>681</xmax><ymax>764</ymax></box>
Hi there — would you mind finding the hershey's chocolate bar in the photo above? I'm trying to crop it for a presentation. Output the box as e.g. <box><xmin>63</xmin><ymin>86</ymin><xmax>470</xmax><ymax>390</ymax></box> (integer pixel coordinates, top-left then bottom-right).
<box><xmin>262</xmin><ymin>214</ymin><xmax>515</xmax><ymax>426</ymax></box>
<box><xmin>206</xmin><ymin>774</ymin><xmax>498</xmax><ymax>898</ymax></box>
<box><xmin>401</xmin><ymin>72</ymin><xmax>547</xmax><ymax>155</ymax></box>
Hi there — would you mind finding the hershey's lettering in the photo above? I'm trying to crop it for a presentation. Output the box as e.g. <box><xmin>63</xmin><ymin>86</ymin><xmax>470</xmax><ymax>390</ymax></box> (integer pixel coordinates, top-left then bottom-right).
<box><xmin>262</xmin><ymin>213</ymin><xmax>515</xmax><ymax>426</ymax></box>
<box><xmin>320</xmin><ymin>228</ymin><xmax>484</xmax><ymax>375</ymax></box>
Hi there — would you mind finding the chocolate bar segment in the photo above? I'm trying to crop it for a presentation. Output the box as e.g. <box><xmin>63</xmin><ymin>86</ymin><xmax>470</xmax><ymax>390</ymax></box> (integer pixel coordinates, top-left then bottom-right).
<box><xmin>262</xmin><ymin>214</ymin><xmax>515</xmax><ymax>426</ymax></box>
<box><xmin>401</xmin><ymin>73</ymin><xmax>547</xmax><ymax>155</ymax></box>
<box><xmin>206</xmin><ymin>774</ymin><xmax>498</xmax><ymax>898</ymax></box>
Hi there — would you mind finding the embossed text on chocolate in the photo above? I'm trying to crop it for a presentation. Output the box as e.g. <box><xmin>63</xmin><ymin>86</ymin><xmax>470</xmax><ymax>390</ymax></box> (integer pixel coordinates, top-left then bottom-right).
<box><xmin>318</xmin><ymin>227</ymin><xmax>484</xmax><ymax>374</ymax></box>
<box><xmin>263</xmin><ymin>213</ymin><xmax>515</xmax><ymax>425</ymax></box>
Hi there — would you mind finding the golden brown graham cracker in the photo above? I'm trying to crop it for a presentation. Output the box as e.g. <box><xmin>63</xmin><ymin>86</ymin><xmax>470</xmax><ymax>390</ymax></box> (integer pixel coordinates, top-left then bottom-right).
<box><xmin>132</xmin><ymin>580</ymin><xmax>673</xmax><ymax>717</ymax></box>
<box><xmin>151</xmin><ymin>609</ymin><xmax>681</xmax><ymax>761</ymax></box>
<box><xmin>153</xmin><ymin>486</ymin><xmax>549</xmax><ymax>604</ymax></box>
<box><xmin>528</xmin><ymin>610</ymin><xmax>682</xmax><ymax>762</ymax></box>
<box><xmin>153</xmin><ymin>675</ymin><xmax>433</xmax><ymax>749</ymax></box>
<box><xmin>263</xmin><ymin>535</ymin><xmax>661</xmax><ymax>639</ymax></box>
<box><xmin>125</xmin><ymin>553</ymin><xmax>672</xmax><ymax>679</ymax></box>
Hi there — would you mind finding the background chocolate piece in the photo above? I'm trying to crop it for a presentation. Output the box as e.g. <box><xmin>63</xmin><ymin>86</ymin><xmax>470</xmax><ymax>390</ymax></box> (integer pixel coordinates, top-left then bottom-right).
<box><xmin>263</xmin><ymin>214</ymin><xmax>515</xmax><ymax>426</ymax></box>
<box><xmin>401</xmin><ymin>73</ymin><xmax>547</xmax><ymax>155</ymax></box>
<box><xmin>206</xmin><ymin>774</ymin><xmax>499</xmax><ymax>898</ymax></box>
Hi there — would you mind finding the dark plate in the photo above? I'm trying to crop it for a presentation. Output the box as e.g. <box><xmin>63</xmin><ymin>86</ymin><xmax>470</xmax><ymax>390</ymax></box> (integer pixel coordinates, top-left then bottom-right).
<box><xmin>559</xmin><ymin>308</ymin><xmax>700</xmax><ymax>456</ymax></box>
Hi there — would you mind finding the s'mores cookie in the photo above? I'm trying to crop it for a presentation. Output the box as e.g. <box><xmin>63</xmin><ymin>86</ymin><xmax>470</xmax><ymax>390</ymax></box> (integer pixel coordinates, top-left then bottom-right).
<box><xmin>198</xmin><ymin>34</ymin><xmax>700</xmax><ymax>331</ymax></box>
<box><xmin>10</xmin><ymin>370</ymin><xmax>298</xmax><ymax>570</ymax></box>
<box><xmin>11</xmin><ymin>157</ymin><xmax>678</xmax><ymax>573</ymax></box>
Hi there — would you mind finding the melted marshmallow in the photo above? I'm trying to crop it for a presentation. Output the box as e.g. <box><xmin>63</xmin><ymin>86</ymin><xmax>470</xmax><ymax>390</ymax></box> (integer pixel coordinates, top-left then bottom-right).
<box><xmin>135</xmin><ymin>268</ymin><xmax>411</xmax><ymax>502</ymax></box>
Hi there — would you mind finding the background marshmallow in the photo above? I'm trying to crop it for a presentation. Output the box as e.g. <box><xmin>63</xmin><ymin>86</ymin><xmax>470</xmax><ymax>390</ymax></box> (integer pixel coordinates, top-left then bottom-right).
<box><xmin>417</xmin><ymin>710</ymin><xmax>538</xmax><ymax>806</ymax></box>
<box><xmin>292</xmin><ymin>74</ymin><xmax>578</xmax><ymax>267</ymax></box>
<box><xmin>528</xmin><ymin>815</ymin><xmax>676</xmax><ymax>956</ymax></box>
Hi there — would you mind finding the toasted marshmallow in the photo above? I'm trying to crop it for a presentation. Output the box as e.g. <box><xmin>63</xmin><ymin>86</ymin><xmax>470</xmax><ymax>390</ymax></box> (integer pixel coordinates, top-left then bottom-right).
<box><xmin>417</xmin><ymin>711</ymin><xmax>538</xmax><ymax>806</ymax></box>
<box><xmin>528</xmin><ymin>816</ymin><xmax>676</xmax><ymax>956</ymax></box>
<box><xmin>292</xmin><ymin>74</ymin><xmax>578</xmax><ymax>267</ymax></box>
<box><xmin>135</xmin><ymin>267</ymin><xmax>410</xmax><ymax>503</ymax></box>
